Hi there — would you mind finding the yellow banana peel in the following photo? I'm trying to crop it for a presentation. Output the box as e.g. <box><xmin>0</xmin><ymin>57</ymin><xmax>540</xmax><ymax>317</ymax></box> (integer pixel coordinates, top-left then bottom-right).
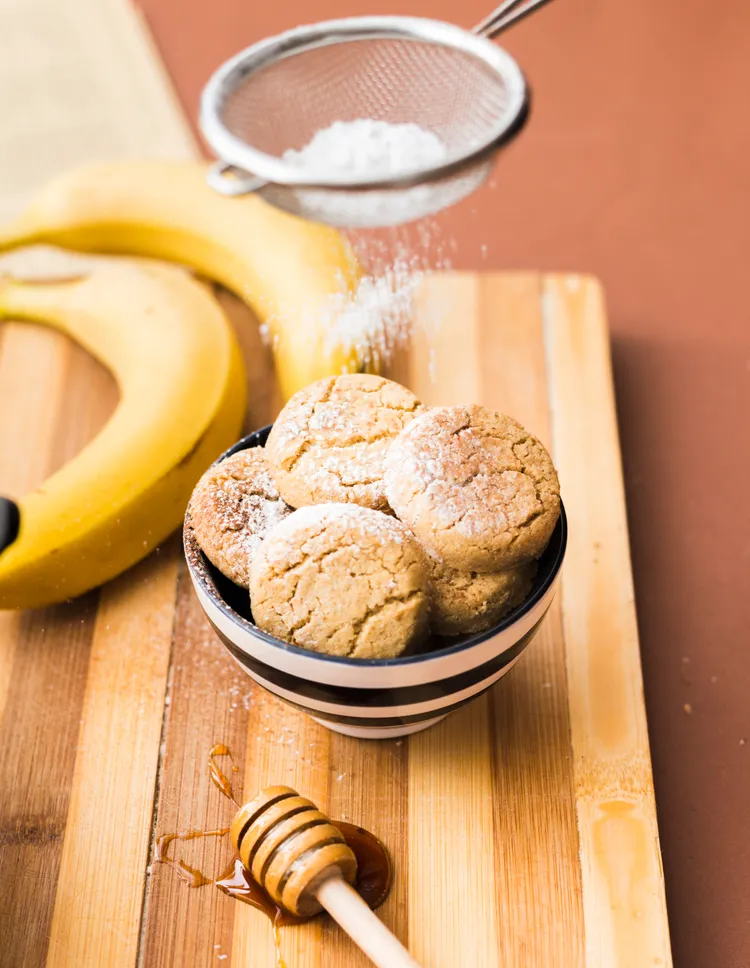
<box><xmin>0</xmin><ymin>263</ymin><xmax>246</xmax><ymax>608</ymax></box>
<box><xmin>0</xmin><ymin>161</ymin><xmax>365</xmax><ymax>399</ymax></box>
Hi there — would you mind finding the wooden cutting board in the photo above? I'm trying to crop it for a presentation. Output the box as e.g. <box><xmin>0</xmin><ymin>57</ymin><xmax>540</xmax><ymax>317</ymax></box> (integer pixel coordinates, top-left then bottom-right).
<box><xmin>0</xmin><ymin>1</ymin><xmax>671</xmax><ymax>966</ymax></box>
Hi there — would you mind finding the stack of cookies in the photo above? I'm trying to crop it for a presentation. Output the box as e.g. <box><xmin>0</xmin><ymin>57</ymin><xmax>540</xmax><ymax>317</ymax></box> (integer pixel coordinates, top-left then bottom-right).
<box><xmin>188</xmin><ymin>374</ymin><xmax>560</xmax><ymax>660</ymax></box>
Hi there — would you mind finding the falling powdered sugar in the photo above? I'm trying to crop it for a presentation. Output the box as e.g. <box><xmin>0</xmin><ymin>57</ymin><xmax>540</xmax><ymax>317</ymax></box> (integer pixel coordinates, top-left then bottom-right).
<box><xmin>322</xmin><ymin>257</ymin><xmax>424</xmax><ymax>370</ymax></box>
<box><xmin>261</xmin><ymin>130</ymin><xmax>456</xmax><ymax>379</ymax></box>
<box><xmin>261</xmin><ymin>245</ymin><xmax>436</xmax><ymax>373</ymax></box>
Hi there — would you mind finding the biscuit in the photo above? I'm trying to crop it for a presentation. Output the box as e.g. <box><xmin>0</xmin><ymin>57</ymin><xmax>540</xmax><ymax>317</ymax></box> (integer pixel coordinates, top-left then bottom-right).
<box><xmin>188</xmin><ymin>448</ymin><xmax>292</xmax><ymax>588</ymax></box>
<box><xmin>428</xmin><ymin>555</ymin><xmax>537</xmax><ymax>636</ymax></box>
<box><xmin>249</xmin><ymin>503</ymin><xmax>430</xmax><ymax>659</ymax></box>
<box><xmin>265</xmin><ymin>374</ymin><xmax>422</xmax><ymax>512</ymax></box>
<box><xmin>384</xmin><ymin>405</ymin><xmax>560</xmax><ymax>571</ymax></box>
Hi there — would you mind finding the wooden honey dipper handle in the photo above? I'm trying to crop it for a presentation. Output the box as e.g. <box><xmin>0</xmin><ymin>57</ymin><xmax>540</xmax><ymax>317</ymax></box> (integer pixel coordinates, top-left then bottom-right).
<box><xmin>231</xmin><ymin>786</ymin><xmax>422</xmax><ymax>968</ymax></box>
<box><xmin>316</xmin><ymin>876</ymin><xmax>422</xmax><ymax>968</ymax></box>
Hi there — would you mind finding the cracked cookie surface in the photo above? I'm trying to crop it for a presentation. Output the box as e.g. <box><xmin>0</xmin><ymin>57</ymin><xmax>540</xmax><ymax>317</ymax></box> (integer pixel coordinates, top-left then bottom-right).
<box><xmin>427</xmin><ymin>554</ymin><xmax>537</xmax><ymax>636</ymax></box>
<box><xmin>189</xmin><ymin>448</ymin><xmax>292</xmax><ymax>588</ymax></box>
<box><xmin>385</xmin><ymin>405</ymin><xmax>560</xmax><ymax>571</ymax></box>
<box><xmin>265</xmin><ymin>374</ymin><xmax>422</xmax><ymax>512</ymax></box>
<box><xmin>249</xmin><ymin>503</ymin><xmax>430</xmax><ymax>658</ymax></box>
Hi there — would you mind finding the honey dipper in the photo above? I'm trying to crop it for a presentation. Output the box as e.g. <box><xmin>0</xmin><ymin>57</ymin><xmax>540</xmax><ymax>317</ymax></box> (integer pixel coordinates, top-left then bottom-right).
<box><xmin>230</xmin><ymin>786</ymin><xmax>421</xmax><ymax>968</ymax></box>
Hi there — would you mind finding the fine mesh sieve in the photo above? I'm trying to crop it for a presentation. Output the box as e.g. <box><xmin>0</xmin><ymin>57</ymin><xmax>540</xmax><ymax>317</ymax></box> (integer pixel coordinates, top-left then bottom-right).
<box><xmin>200</xmin><ymin>1</ymin><xmax>552</xmax><ymax>227</ymax></box>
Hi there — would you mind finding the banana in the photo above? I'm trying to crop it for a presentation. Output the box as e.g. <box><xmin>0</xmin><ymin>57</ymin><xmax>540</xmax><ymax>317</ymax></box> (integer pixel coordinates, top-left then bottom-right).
<box><xmin>0</xmin><ymin>263</ymin><xmax>246</xmax><ymax>609</ymax></box>
<box><xmin>0</xmin><ymin>161</ymin><xmax>364</xmax><ymax>399</ymax></box>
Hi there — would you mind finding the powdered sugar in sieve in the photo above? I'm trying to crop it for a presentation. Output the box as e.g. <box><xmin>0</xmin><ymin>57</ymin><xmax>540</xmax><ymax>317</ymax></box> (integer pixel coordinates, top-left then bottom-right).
<box><xmin>282</xmin><ymin>119</ymin><xmax>449</xmax><ymax>225</ymax></box>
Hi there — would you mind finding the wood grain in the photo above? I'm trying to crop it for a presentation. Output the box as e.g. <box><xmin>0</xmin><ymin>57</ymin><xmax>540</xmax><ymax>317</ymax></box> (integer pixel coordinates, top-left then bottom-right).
<box><xmin>479</xmin><ymin>274</ymin><xmax>585</xmax><ymax>967</ymax></box>
<box><xmin>324</xmin><ymin>735</ymin><xmax>409</xmax><ymax>968</ymax></box>
<box><xmin>232</xmin><ymin>701</ymin><xmax>330</xmax><ymax>968</ymax></box>
<box><xmin>0</xmin><ymin>338</ymin><xmax>116</xmax><ymax>968</ymax></box>
<box><xmin>139</xmin><ymin>569</ymin><xmax>251</xmax><ymax>968</ymax></box>
<box><xmin>403</xmin><ymin>277</ymin><xmax>500</xmax><ymax>968</ymax></box>
<box><xmin>140</xmin><ymin>295</ymin><xmax>280</xmax><ymax>968</ymax></box>
<box><xmin>409</xmin><ymin>700</ymin><xmax>499</xmax><ymax>968</ymax></box>
<box><xmin>0</xmin><ymin>598</ymin><xmax>98</xmax><ymax>968</ymax></box>
<box><xmin>46</xmin><ymin>547</ymin><xmax>179</xmax><ymax>968</ymax></box>
<box><xmin>401</xmin><ymin>274</ymin><xmax>586</xmax><ymax>967</ymax></box>
<box><xmin>543</xmin><ymin>276</ymin><xmax>672</xmax><ymax>966</ymax></box>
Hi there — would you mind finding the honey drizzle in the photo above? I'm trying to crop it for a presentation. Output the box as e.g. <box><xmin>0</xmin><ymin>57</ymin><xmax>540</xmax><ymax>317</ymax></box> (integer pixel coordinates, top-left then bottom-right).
<box><xmin>272</xmin><ymin>910</ymin><xmax>286</xmax><ymax>968</ymax></box>
<box><xmin>154</xmin><ymin>743</ymin><xmax>391</xmax><ymax>968</ymax></box>
<box><xmin>208</xmin><ymin>743</ymin><xmax>240</xmax><ymax>804</ymax></box>
<box><xmin>176</xmin><ymin>860</ymin><xmax>212</xmax><ymax>889</ymax></box>
<box><xmin>154</xmin><ymin>827</ymin><xmax>230</xmax><ymax>887</ymax></box>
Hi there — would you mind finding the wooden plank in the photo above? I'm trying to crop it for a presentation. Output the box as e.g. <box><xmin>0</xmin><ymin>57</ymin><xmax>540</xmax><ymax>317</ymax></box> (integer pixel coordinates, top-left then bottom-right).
<box><xmin>139</xmin><ymin>294</ymin><xmax>280</xmax><ymax>968</ymax></box>
<box><xmin>404</xmin><ymin>275</ymin><xmax>499</xmax><ymax>968</ymax></box>
<box><xmin>409</xmin><ymin>700</ymin><xmax>499</xmax><ymax>967</ymax></box>
<box><xmin>398</xmin><ymin>273</ymin><xmax>585</xmax><ymax>967</ymax></box>
<box><xmin>543</xmin><ymin>275</ymin><xmax>672</xmax><ymax>967</ymax></box>
<box><xmin>407</xmin><ymin>273</ymin><xmax>480</xmax><ymax>404</ymax></box>
<box><xmin>231</xmin><ymin>702</ymin><xmax>330</xmax><ymax>968</ymax></box>
<box><xmin>46</xmin><ymin>547</ymin><xmax>179</xmax><ymax>968</ymax></box>
<box><xmin>324</xmin><ymin>737</ymin><xmax>409</xmax><ymax>968</ymax></box>
<box><xmin>479</xmin><ymin>274</ymin><xmax>585</xmax><ymax>967</ymax></box>
<box><xmin>0</xmin><ymin>598</ymin><xmax>98</xmax><ymax>968</ymax></box>
<box><xmin>0</xmin><ymin>338</ymin><xmax>116</xmax><ymax>968</ymax></box>
<box><xmin>139</xmin><ymin>570</ymin><xmax>251</xmax><ymax>968</ymax></box>
<box><xmin>226</xmin><ymin>284</ymin><xmax>328</xmax><ymax>962</ymax></box>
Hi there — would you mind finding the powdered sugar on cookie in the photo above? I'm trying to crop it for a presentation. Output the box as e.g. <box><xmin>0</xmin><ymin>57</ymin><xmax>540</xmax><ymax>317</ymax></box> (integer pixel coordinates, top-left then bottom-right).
<box><xmin>384</xmin><ymin>405</ymin><xmax>560</xmax><ymax>572</ymax></box>
<box><xmin>265</xmin><ymin>374</ymin><xmax>422</xmax><ymax>511</ymax></box>
<box><xmin>250</xmin><ymin>503</ymin><xmax>429</xmax><ymax>658</ymax></box>
<box><xmin>188</xmin><ymin>448</ymin><xmax>292</xmax><ymax>588</ymax></box>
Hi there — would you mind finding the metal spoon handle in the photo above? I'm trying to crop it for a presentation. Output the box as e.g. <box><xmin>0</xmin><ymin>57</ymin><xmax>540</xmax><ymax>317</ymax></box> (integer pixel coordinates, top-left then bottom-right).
<box><xmin>474</xmin><ymin>0</ymin><xmax>554</xmax><ymax>39</ymax></box>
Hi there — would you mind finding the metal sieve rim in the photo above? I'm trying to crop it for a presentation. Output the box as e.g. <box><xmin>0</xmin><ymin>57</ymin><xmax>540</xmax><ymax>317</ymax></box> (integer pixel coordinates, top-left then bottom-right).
<box><xmin>199</xmin><ymin>16</ymin><xmax>529</xmax><ymax>191</ymax></box>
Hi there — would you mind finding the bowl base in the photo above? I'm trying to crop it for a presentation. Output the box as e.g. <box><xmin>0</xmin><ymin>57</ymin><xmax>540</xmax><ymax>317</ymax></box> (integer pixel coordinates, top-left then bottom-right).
<box><xmin>312</xmin><ymin>715</ymin><xmax>447</xmax><ymax>739</ymax></box>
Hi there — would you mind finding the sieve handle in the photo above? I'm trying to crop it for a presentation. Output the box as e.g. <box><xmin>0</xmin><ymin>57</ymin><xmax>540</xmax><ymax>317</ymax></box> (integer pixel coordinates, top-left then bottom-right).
<box><xmin>206</xmin><ymin>162</ymin><xmax>267</xmax><ymax>197</ymax></box>
<box><xmin>474</xmin><ymin>0</ymin><xmax>554</xmax><ymax>39</ymax></box>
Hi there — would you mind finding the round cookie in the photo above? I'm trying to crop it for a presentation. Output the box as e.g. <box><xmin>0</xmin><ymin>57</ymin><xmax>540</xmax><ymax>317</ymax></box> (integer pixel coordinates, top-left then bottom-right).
<box><xmin>265</xmin><ymin>374</ymin><xmax>422</xmax><ymax>512</ymax></box>
<box><xmin>384</xmin><ymin>405</ymin><xmax>560</xmax><ymax>572</ymax></box>
<box><xmin>249</xmin><ymin>503</ymin><xmax>430</xmax><ymax>659</ymax></box>
<box><xmin>188</xmin><ymin>448</ymin><xmax>292</xmax><ymax>588</ymax></box>
<box><xmin>427</xmin><ymin>555</ymin><xmax>537</xmax><ymax>637</ymax></box>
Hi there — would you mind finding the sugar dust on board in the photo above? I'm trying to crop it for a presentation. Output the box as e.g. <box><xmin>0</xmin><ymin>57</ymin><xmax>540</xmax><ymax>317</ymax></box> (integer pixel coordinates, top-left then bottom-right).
<box><xmin>153</xmin><ymin>743</ymin><xmax>392</xmax><ymax>964</ymax></box>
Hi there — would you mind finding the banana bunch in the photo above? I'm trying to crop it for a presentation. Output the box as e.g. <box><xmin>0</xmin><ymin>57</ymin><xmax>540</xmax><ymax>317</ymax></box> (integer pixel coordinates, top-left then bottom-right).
<box><xmin>0</xmin><ymin>264</ymin><xmax>246</xmax><ymax>608</ymax></box>
<box><xmin>0</xmin><ymin>162</ymin><xmax>364</xmax><ymax>398</ymax></box>
<box><xmin>0</xmin><ymin>162</ymin><xmax>368</xmax><ymax>608</ymax></box>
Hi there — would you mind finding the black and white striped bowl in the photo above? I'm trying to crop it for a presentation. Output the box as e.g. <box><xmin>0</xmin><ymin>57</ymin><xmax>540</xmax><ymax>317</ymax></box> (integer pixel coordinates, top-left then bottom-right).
<box><xmin>184</xmin><ymin>427</ymin><xmax>567</xmax><ymax>740</ymax></box>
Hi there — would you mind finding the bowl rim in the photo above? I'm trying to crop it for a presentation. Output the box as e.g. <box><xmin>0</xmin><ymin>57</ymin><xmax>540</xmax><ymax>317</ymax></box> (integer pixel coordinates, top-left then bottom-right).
<box><xmin>184</xmin><ymin>425</ymin><xmax>567</xmax><ymax>669</ymax></box>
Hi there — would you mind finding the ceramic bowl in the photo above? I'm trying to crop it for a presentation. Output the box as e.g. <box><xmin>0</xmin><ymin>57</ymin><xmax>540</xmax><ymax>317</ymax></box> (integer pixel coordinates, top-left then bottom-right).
<box><xmin>184</xmin><ymin>426</ymin><xmax>567</xmax><ymax>740</ymax></box>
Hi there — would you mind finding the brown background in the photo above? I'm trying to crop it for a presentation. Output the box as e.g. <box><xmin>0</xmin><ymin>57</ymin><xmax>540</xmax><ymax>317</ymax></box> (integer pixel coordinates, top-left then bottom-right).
<box><xmin>139</xmin><ymin>0</ymin><xmax>750</xmax><ymax>964</ymax></box>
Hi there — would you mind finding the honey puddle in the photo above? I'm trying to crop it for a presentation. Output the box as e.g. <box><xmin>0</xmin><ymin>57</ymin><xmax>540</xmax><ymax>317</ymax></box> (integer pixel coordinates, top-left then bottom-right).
<box><xmin>215</xmin><ymin>857</ymin><xmax>294</xmax><ymax>968</ymax></box>
<box><xmin>154</xmin><ymin>744</ymin><xmax>392</xmax><ymax>968</ymax></box>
